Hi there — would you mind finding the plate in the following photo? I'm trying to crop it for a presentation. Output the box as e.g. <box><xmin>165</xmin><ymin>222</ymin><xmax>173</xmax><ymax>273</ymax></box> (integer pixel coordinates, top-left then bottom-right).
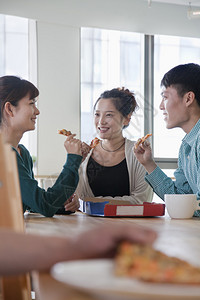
<box><xmin>51</xmin><ymin>259</ymin><xmax>200</xmax><ymax>299</ymax></box>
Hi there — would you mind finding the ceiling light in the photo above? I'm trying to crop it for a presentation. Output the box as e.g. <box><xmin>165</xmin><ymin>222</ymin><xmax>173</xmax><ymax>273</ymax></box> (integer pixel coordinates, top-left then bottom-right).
<box><xmin>148</xmin><ymin>0</ymin><xmax>152</xmax><ymax>8</ymax></box>
<box><xmin>187</xmin><ymin>2</ymin><xmax>200</xmax><ymax>19</ymax></box>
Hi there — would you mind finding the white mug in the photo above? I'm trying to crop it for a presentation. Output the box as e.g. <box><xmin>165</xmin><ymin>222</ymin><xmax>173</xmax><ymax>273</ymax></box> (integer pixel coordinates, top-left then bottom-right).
<box><xmin>164</xmin><ymin>194</ymin><xmax>200</xmax><ymax>219</ymax></box>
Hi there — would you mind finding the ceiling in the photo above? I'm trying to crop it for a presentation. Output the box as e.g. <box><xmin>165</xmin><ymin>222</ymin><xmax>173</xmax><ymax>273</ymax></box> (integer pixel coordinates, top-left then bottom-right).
<box><xmin>148</xmin><ymin>0</ymin><xmax>200</xmax><ymax>7</ymax></box>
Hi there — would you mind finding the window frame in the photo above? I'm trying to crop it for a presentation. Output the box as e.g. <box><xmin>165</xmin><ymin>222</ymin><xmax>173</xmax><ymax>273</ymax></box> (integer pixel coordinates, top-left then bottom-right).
<box><xmin>80</xmin><ymin>28</ymin><xmax>200</xmax><ymax>170</ymax></box>
<box><xmin>0</xmin><ymin>14</ymin><xmax>38</xmax><ymax>169</ymax></box>
<box><xmin>143</xmin><ymin>35</ymin><xmax>178</xmax><ymax>169</ymax></box>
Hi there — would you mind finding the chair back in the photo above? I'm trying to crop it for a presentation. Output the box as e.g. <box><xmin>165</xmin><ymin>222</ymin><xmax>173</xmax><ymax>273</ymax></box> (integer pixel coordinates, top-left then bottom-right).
<box><xmin>0</xmin><ymin>133</ymin><xmax>32</xmax><ymax>300</ymax></box>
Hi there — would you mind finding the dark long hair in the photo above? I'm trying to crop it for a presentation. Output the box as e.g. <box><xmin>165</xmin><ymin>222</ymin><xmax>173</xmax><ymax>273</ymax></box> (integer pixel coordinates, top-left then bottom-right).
<box><xmin>0</xmin><ymin>76</ymin><xmax>39</xmax><ymax>124</ymax></box>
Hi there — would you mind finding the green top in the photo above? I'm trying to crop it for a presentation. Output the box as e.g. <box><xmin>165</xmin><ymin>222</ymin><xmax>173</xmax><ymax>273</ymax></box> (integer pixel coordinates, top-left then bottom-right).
<box><xmin>13</xmin><ymin>144</ymin><xmax>82</xmax><ymax>217</ymax></box>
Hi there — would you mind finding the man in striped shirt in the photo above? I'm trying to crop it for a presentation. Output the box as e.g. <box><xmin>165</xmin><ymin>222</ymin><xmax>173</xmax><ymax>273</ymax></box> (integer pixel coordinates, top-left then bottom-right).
<box><xmin>134</xmin><ymin>63</ymin><xmax>200</xmax><ymax>217</ymax></box>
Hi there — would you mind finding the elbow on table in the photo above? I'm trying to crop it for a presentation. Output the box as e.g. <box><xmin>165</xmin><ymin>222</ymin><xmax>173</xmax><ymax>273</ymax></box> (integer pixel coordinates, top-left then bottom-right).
<box><xmin>40</xmin><ymin>209</ymin><xmax>57</xmax><ymax>218</ymax></box>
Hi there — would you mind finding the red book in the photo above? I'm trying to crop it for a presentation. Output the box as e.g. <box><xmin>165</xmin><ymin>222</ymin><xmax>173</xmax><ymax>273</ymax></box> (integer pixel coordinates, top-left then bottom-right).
<box><xmin>79</xmin><ymin>198</ymin><xmax>165</xmax><ymax>217</ymax></box>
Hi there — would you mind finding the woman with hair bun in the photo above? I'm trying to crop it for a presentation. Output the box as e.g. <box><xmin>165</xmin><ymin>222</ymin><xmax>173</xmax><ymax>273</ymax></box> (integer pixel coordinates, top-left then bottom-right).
<box><xmin>74</xmin><ymin>87</ymin><xmax>153</xmax><ymax>204</ymax></box>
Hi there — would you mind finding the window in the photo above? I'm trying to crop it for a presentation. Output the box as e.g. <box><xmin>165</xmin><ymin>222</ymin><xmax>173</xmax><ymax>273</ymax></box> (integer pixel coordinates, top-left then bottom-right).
<box><xmin>81</xmin><ymin>28</ymin><xmax>144</xmax><ymax>144</ymax></box>
<box><xmin>154</xmin><ymin>35</ymin><xmax>200</xmax><ymax>160</ymax></box>
<box><xmin>81</xmin><ymin>28</ymin><xmax>200</xmax><ymax>171</ymax></box>
<box><xmin>0</xmin><ymin>14</ymin><xmax>37</xmax><ymax>168</ymax></box>
<box><xmin>0</xmin><ymin>15</ymin><xmax>28</xmax><ymax>78</ymax></box>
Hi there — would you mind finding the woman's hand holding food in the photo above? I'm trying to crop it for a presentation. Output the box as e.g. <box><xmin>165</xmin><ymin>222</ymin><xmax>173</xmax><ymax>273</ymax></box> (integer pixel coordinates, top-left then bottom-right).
<box><xmin>64</xmin><ymin>134</ymin><xmax>82</xmax><ymax>156</ymax></box>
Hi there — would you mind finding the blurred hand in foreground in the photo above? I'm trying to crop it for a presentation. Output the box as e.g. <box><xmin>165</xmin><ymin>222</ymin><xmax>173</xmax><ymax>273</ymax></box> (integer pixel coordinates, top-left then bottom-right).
<box><xmin>0</xmin><ymin>223</ymin><xmax>157</xmax><ymax>275</ymax></box>
<box><xmin>68</xmin><ymin>223</ymin><xmax>157</xmax><ymax>260</ymax></box>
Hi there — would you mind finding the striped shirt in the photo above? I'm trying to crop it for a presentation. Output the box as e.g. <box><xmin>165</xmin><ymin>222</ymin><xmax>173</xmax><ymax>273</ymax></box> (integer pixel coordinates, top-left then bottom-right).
<box><xmin>145</xmin><ymin>118</ymin><xmax>200</xmax><ymax>217</ymax></box>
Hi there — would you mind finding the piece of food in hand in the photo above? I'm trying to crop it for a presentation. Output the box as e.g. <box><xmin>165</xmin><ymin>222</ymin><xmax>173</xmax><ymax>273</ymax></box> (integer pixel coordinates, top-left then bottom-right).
<box><xmin>58</xmin><ymin>129</ymin><xmax>72</xmax><ymax>136</ymax></box>
<box><xmin>90</xmin><ymin>137</ymin><xmax>100</xmax><ymax>149</ymax></box>
<box><xmin>115</xmin><ymin>242</ymin><xmax>200</xmax><ymax>284</ymax></box>
<box><xmin>134</xmin><ymin>133</ymin><xmax>152</xmax><ymax>149</ymax></box>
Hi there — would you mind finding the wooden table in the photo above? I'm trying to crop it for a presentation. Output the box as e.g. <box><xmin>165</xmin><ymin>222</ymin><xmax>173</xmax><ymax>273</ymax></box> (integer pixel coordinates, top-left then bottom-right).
<box><xmin>24</xmin><ymin>211</ymin><xmax>200</xmax><ymax>300</ymax></box>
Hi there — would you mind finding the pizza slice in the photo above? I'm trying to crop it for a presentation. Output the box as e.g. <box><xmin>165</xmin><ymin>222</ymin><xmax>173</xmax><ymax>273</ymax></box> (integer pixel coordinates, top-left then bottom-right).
<box><xmin>90</xmin><ymin>137</ymin><xmax>100</xmax><ymax>149</ymax></box>
<box><xmin>58</xmin><ymin>129</ymin><xmax>72</xmax><ymax>136</ymax></box>
<box><xmin>58</xmin><ymin>130</ymin><xmax>100</xmax><ymax>150</ymax></box>
<box><xmin>134</xmin><ymin>133</ymin><xmax>152</xmax><ymax>149</ymax></box>
<box><xmin>115</xmin><ymin>242</ymin><xmax>200</xmax><ymax>284</ymax></box>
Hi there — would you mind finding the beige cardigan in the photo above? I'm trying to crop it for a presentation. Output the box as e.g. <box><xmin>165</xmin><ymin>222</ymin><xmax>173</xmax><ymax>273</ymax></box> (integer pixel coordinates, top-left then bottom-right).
<box><xmin>76</xmin><ymin>138</ymin><xmax>153</xmax><ymax>204</ymax></box>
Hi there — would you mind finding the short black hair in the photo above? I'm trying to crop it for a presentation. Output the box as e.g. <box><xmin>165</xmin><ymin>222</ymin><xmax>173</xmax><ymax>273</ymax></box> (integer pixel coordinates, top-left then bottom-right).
<box><xmin>161</xmin><ymin>63</ymin><xmax>200</xmax><ymax>106</ymax></box>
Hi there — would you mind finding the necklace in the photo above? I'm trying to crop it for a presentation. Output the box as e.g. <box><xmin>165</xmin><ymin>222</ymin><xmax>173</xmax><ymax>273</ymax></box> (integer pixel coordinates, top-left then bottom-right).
<box><xmin>100</xmin><ymin>140</ymin><xmax>125</xmax><ymax>152</ymax></box>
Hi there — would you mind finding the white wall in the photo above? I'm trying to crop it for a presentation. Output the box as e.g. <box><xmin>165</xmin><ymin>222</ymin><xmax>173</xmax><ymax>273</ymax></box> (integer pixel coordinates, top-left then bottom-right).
<box><xmin>1</xmin><ymin>0</ymin><xmax>200</xmax><ymax>174</ymax></box>
<box><xmin>37</xmin><ymin>22</ymin><xmax>80</xmax><ymax>174</ymax></box>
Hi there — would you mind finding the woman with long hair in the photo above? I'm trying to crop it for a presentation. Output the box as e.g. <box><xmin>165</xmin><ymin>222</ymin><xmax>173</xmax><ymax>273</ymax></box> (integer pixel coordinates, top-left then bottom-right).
<box><xmin>0</xmin><ymin>75</ymin><xmax>82</xmax><ymax>217</ymax></box>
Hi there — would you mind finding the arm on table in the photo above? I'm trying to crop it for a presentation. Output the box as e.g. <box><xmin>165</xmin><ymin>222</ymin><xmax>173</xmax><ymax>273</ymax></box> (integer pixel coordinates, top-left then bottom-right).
<box><xmin>0</xmin><ymin>224</ymin><xmax>156</xmax><ymax>276</ymax></box>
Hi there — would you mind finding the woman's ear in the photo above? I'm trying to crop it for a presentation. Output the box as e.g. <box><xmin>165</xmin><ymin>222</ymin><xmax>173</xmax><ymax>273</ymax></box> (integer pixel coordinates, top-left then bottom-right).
<box><xmin>123</xmin><ymin>113</ymin><xmax>132</xmax><ymax>127</ymax></box>
<box><xmin>4</xmin><ymin>102</ymin><xmax>14</xmax><ymax>117</ymax></box>
<box><xmin>185</xmin><ymin>91</ymin><xmax>195</xmax><ymax>107</ymax></box>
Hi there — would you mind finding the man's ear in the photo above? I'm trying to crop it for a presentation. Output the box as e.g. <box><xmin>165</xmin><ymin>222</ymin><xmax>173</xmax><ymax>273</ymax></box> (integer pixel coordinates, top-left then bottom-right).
<box><xmin>4</xmin><ymin>102</ymin><xmax>14</xmax><ymax>117</ymax></box>
<box><xmin>185</xmin><ymin>91</ymin><xmax>195</xmax><ymax>107</ymax></box>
